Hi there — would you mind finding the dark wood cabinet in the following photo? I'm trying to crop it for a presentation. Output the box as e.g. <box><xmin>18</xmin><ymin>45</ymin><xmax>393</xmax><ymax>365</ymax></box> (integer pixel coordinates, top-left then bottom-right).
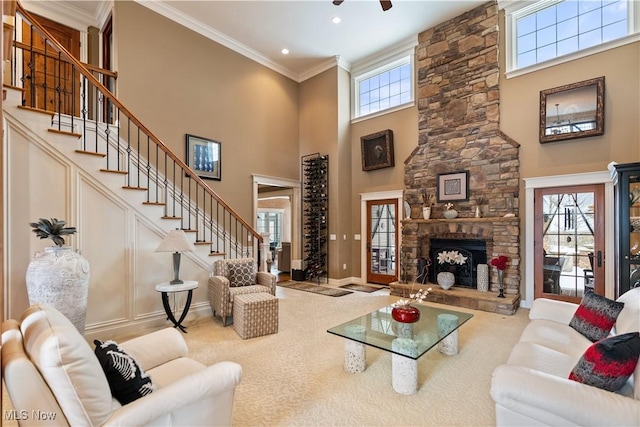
<box><xmin>612</xmin><ymin>162</ymin><xmax>640</xmax><ymax>297</ymax></box>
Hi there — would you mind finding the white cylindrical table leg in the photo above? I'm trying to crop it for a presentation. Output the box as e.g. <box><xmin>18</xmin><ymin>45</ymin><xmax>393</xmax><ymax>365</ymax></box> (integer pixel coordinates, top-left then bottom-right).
<box><xmin>438</xmin><ymin>329</ymin><xmax>459</xmax><ymax>355</ymax></box>
<box><xmin>344</xmin><ymin>325</ymin><xmax>366</xmax><ymax>373</ymax></box>
<box><xmin>437</xmin><ymin>313</ymin><xmax>460</xmax><ymax>355</ymax></box>
<box><xmin>392</xmin><ymin>337</ymin><xmax>418</xmax><ymax>395</ymax></box>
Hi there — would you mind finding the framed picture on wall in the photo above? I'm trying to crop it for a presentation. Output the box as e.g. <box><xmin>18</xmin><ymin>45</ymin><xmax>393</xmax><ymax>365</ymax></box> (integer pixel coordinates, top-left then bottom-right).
<box><xmin>186</xmin><ymin>134</ymin><xmax>221</xmax><ymax>180</ymax></box>
<box><xmin>539</xmin><ymin>76</ymin><xmax>605</xmax><ymax>144</ymax></box>
<box><xmin>437</xmin><ymin>171</ymin><xmax>469</xmax><ymax>202</ymax></box>
<box><xmin>360</xmin><ymin>129</ymin><xmax>394</xmax><ymax>171</ymax></box>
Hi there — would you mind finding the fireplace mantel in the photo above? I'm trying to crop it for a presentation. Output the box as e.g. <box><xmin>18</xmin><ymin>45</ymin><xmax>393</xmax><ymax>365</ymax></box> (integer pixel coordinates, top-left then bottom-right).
<box><xmin>403</xmin><ymin>216</ymin><xmax>519</xmax><ymax>224</ymax></box>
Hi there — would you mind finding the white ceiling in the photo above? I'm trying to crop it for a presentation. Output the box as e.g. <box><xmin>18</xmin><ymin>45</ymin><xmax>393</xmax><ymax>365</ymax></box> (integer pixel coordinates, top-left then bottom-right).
<box><xmin>26</xmin><ymin>0</ymin><xmax>488</xmax><ymax>82</ymax></box>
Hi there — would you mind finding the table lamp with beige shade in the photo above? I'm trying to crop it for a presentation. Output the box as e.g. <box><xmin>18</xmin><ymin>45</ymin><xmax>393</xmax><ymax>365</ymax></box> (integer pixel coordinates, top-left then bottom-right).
<box><xmin>155</xmin><ymin>229</ymin><xmax>196</xmax><ymax>284</ymax></box>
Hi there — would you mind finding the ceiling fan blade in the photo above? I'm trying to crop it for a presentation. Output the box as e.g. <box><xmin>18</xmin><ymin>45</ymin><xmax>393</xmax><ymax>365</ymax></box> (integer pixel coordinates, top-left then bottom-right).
<box><xmin>333</xmin><ymin>0</ymin><xmax>392</xmax><ymax>11</ymax></box>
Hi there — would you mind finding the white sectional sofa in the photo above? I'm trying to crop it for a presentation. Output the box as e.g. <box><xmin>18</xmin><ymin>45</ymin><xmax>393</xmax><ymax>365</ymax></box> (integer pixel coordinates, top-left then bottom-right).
<box><xmin>491</xmin><ymin>288</ymin><xmax>640</xmax><ymax>426</ymax></box>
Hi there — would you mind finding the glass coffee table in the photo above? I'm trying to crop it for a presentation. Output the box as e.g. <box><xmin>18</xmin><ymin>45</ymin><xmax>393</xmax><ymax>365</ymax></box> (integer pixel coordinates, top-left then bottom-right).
<box><xmin>327</xmin><ymin>304</ymin><xmax>473</xmax><ymax>395</ymax></box>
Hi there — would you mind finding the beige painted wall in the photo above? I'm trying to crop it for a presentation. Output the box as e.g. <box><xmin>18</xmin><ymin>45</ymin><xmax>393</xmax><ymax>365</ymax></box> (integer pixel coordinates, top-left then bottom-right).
<box><xmin>500</xmin><ymin>45</ymin><xmax>640</xmax><ymax>179</ymax></box>
<box><xmin>498</xmin><ymin>11</ymin><xmax>640</xmax><ymax>298</ymax></box>
<box><xmin>349</xmin><ymin>105</ymin><xmax>419</xmax><ymax>279</ymax></box>
<box><xmin>335</xmin><ymin>66</ymin><xmax>353</xmax><ymax>278</ymax></box>
<box><xmin>347</xmin><ymin>30</ymin><xmax>639</xmax><ymax>288</ymax></box>
<box><xmin>110</xmin><ymin>2</ymin><xmax>639</xmax><ymax>293</ymax></box>
<box><xmin>7</xmin><ymin>2</ymin><xmax>638</xmax><ymax>305</ymax></box>
<box><xmin>113</xmin><ymin>1</ymin><xmax>301</xmax><ymax>222</ymax></box>
<box><xmin>299</xmin><ymin>67</ymin><xmax>342</xmax><ymax>278</ymax></box>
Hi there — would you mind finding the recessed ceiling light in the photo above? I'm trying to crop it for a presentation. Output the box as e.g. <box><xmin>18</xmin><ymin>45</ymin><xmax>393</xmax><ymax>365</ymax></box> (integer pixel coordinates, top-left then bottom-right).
<box><xmin>332</xmin><ymin>16</ymin><xmax>342</xmax><ymax>24</ymax></box>
<box><xmin>281</xmin><ymin>48</ymin><xmax>290</xmax><ymax>55</ymax></box>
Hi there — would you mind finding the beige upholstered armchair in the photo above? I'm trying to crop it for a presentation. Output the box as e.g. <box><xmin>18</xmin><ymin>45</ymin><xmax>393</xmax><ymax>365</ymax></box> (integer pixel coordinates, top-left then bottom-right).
<box><xmin>2</xmin><ymin>304</ymin><xmax>243</xmax><ymax>426</ymax></box>
<box><xmin>209</xmin><ymin>257</ymin><xmax>277</xmax><ymax>326</ymax></box>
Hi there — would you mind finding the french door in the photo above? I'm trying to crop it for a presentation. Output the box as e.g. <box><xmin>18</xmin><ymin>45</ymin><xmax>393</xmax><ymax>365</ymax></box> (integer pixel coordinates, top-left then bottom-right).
<box><xmin>534</xmin><ymin>184</ymin><xmax>605</xmax><ymax>303</ymax></box>
<box><xmin>366</xmin><ymin>199</ymin><xmax>398</xmax><ymax>285</ymax></box>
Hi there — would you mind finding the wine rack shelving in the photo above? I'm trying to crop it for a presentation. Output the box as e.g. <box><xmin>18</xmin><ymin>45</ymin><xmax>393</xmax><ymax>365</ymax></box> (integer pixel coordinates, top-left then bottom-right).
<box><xmin>302</xmin><ymin>153</ymin><xmax>328</xmax><ymax>283</ymax></box>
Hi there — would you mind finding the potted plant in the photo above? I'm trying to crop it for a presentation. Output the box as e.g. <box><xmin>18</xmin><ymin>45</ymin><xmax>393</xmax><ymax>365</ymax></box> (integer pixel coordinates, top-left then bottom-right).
<box><xmin>443</xmin><ymin>202</ymin><xmax>458</xmax><ymax>219</ymax></box>
<box><xmin>26</xmin><ymin>218</ymin><xmax>90</xmax><ymax>333</ymax></box>
<box><xmin>491</xmin><ymin>255</ymin><xmax>508</xmax><ymax>298</ymax></box>
<box><xmin>474</xmin><ymin>195</ymin><xmax>488</xmax><ymax>218</ymax></box>
<box><xmin>436</xmin><ymin>250</ymin><xmax>467</xmax><ymax>289</ymax></box>
<box><xmin>422</xmin><ymin>192</ymin><xmax>436</xmax><ymax>219</ymax></box>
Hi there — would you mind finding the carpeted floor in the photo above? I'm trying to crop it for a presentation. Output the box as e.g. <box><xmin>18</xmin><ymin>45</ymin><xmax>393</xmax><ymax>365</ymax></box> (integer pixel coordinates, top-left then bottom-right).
<box><xmin>182</xmin><ymin>285</ymin><xmax>530</xmax><ymax>426</ymax></box>
<box><xmin>2</xmin><ymin>285</ymin><xmax>530</xmax><ymax>426</ymax></box>
<box><xmin>338</xmin><ymin>283</ymin><xmax>385</xmax><ymax>293</ymax></box>
<box><xmin>278</xmin><ymin>281</ymin><xmax>352</xmax><ymax>297</ymax></box>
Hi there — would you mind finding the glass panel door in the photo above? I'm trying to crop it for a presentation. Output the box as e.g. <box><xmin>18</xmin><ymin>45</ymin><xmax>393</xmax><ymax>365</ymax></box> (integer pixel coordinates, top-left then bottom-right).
<box><xmin>534</xmin><ymin>184</ymin><xmax>604</xmax><ymax>302</ymax></box>
<box><xmin>367</xmin><ymin>200</ymin><xmax>398</xmax><ymax>285</ymax></box>
<box><xmin>625</xmin><ymin>174</ymin><xmax>640</xmax><ymax>293</ymax></box>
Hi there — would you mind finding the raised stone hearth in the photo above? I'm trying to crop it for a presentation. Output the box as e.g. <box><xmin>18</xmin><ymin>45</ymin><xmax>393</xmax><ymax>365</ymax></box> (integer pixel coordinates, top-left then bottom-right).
<box><xmin>390</xmin><ymin>282</ymin><xmax>519</xmax><ymax>316</ymax></box>
<box><xmin>402</xmin><ymin>216</ymin><xmax>520</xmax><ymax>297</ymax></box>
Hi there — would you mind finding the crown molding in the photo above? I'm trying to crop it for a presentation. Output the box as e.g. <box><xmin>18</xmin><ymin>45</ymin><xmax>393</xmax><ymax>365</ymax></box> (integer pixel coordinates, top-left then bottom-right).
<box><xmin>134</xmin><ymin>0</ymin><xmax>301</xmax><ymax>82</ymax></box>
<box><xmin>296</xmin><ymin>55</ymin><xmax>352</xmax><ymax>82</ymax></box>
<box><xmin>95</xmin><ymin>1</ymin><xmax>114</xmax><ymax>29</ymax></box>
<box><xmin>351</xmin><ymin>35</ymin><xmax>417</xmax><ymax>76</ymax></box>
<box><xmin>497</xmin><ymin>0</ymin><xmax>540</xmax><ymax>11</ymax></box>
<box><xmin>21</xmin><ymin>0</ymin><xmax>102</xmax><ymax>30</ymax></box>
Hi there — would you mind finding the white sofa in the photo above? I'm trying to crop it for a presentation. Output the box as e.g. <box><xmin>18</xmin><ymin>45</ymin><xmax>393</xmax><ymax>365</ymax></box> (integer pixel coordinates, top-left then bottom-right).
<box><xmin>491</xmin><ymin>287</ymin><xmax>640</xmax><ymax>426</ymax></box>
<box><xmin>2</xmin><ymin>304</ymin><xmax>243</xmax><ymax>426</ymax></box>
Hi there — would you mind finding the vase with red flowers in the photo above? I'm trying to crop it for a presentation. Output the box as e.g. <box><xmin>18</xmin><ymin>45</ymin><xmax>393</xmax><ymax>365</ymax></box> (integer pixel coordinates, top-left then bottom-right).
<box><xmin>491</xmin><ymin>255</ymin><xmax>508</xmax><ymax>298</ymax></box>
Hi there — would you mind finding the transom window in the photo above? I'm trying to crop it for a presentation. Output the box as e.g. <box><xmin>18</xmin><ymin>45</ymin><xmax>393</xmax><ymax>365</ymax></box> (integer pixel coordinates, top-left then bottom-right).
<box><xmin>503</xmin><ymin>0</ymin><xmax>638</xmax><ymax>76</ymax></box>
<box><xmin>352</xmin><ymin>53</ymin><xmax>414</xmax><ymax>120</ymax></box>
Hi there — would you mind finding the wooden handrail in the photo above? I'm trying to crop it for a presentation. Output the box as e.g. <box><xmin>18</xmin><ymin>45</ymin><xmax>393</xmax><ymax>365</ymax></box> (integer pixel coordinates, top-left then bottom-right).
<box><xmin>16</xmin><ymin>2</ymin><xmax>262</xmax><ymax>243</ymax></box>
<box><xmin>13</xmin><ymin>40</ymin><xmax>118</xmax><ymax>78</ymax></box>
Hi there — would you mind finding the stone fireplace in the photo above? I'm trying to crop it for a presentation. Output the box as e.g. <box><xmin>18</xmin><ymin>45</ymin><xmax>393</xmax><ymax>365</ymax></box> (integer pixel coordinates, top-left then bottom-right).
<box><xmin>393</xmin><ymin>1</ymin><xmax>521</xmax><ymax>314</ymax></box>
<box><xmin>430</xmin><ymin>238</ymin><xmax>487</xmax><ymax>288</ymax></box>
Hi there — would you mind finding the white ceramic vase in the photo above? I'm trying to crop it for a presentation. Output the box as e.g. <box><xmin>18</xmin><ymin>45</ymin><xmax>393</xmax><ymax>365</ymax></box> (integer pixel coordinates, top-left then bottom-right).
<box><xmin>26</xmin><ymin>246</ymin><xmax>90</xmax><ymax>333</ymax></box>
<box><xmin>477</xmin><ymin>263</ymin><xmax>489</xmax><ymax>292</ymax></box>
<box><xmin>437</xmin><ymin>271</ymin><xmax>455</xmax><ymax>290</ymax></box>
<box><xmin>443</xmin><ymin>209</ymin><xmax>458</xmax><ymax>219</ymax></box>
<box><xmin>422</xmin><ymin>207</ymin><xmax>431</xmax><ymax>219</ymax></box>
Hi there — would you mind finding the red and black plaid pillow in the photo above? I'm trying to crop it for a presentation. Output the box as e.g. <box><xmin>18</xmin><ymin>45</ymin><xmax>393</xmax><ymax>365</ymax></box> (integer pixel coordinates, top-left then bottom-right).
<box><xmin>569</xmin><ymin>332</ymin><xmax>640</xmax><ymax>392</ymax></box>
<box><xmin>569</xmin><ymin>290</ymin><xmax>624</xmax><ymax>342</ymax></box>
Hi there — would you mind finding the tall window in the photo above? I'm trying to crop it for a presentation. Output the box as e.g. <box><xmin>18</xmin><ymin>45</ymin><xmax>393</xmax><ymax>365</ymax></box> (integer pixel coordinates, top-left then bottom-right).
<box><xmin>352</xmin><ymin>52</ymin><xmax>414</xmax><ymax>120</ymax></box>
<box><xmin>504</xmin><ymin>0</ymin><xmax>636</xmax><ymax>74</ymax></box>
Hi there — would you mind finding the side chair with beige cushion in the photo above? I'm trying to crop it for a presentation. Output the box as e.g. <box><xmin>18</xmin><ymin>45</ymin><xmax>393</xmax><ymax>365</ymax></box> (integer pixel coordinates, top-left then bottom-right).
<box><xmin>209</xmin><ymin>257</ymin><xmax>277</xmax><ymax>326</ymax></box>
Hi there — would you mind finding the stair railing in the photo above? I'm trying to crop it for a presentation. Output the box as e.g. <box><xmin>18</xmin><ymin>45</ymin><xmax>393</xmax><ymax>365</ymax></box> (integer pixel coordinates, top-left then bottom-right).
<box><xmin>7</xmin><ymin>3</ymin><xmax>262</xmax><ymax>260</ymax></box>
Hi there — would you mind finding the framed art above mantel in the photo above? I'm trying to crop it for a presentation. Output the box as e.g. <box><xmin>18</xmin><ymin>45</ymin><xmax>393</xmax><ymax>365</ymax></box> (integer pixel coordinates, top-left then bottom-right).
<box><xmin>437</xmin><ymin>171</ymin><xmax>469</xmax><ymax>202</ymax></box>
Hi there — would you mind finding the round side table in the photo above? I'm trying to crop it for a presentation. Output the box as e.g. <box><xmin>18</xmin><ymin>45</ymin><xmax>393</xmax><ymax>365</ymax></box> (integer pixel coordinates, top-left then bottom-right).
<box><xmin>155</xmin><ymin>280</ymin><xmax>198</xmax><ymax>332</ymax></box>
